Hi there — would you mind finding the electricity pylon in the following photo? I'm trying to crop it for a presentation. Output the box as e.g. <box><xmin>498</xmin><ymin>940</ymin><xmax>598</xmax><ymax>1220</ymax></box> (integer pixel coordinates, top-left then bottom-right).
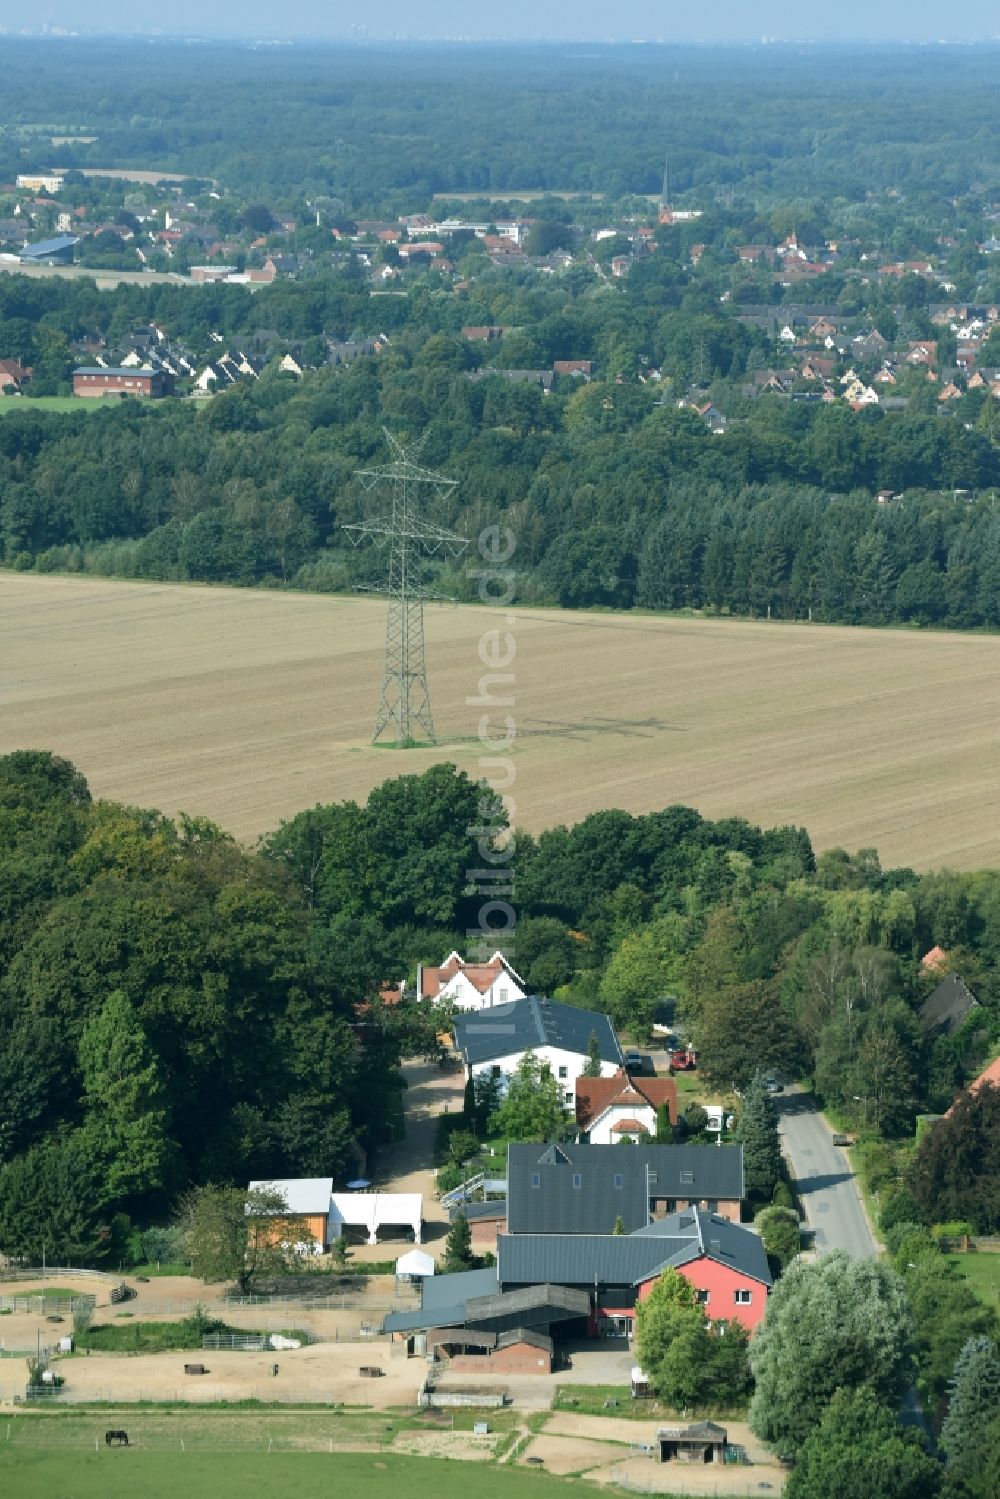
<box><xmin>343</xmin><ymin>429</ymin><xmax>467</xmax><ymax>744</ymax></box>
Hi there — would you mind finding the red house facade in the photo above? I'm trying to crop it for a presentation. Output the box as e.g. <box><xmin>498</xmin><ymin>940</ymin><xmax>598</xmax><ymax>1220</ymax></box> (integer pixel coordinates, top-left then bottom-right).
<box><xmin>73</xmin><ymin>367</ymin><xmax>172</xmax><ymax>399</ymax></box>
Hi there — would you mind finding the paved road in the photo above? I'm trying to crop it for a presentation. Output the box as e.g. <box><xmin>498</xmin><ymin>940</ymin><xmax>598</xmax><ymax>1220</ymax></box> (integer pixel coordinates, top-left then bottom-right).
<box><xmin>775</xmin><ymin>1087</ymin><xmax>878</xmax><ymax>1259</ymax></box>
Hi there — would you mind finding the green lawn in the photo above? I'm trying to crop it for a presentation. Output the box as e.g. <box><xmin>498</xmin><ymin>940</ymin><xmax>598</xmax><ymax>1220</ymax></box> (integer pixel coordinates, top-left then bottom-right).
<box><xmin>0</xmin><ymin>396</ymin><xmax>94</xmax><ymax>414</ymax></box>
<box><xmin>0</xmin><ymin>1447</ymin><xmax>596</xmax><ymax>1499</ymax></box>
<box><xmin>946</xmin><ymin>1253</ymin><xmax>1000</xmax><ymax>1309</ymax></box>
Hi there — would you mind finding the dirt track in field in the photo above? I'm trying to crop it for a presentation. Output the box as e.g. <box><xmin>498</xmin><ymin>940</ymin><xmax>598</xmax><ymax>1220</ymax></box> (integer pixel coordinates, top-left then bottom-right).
<box><xmin>2</xmin><ymin>573</ymin><xmax>1000</xmax><ymax>869</ymax></box>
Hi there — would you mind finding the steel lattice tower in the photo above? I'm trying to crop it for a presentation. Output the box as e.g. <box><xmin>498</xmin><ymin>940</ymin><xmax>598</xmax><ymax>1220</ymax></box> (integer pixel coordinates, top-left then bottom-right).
<box><xmin>343</xmin><ymin>429</ymin><xmax>467</xmax><ymax>744</ymax></box>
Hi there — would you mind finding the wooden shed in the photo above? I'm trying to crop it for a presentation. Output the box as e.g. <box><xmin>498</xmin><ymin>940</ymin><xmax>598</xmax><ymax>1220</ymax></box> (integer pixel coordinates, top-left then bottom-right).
<box><xmin>657</xmin><ymin>1421</ymin><xmax>727</xmax><ymax>1464</ymax></box>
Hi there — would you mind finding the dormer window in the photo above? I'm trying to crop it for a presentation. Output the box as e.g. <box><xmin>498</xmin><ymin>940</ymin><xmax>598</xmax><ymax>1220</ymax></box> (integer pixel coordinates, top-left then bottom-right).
<box><xmin>680</xmin><ymin>1170</ymin><xmax>694</xmax><ymax>1185</ymax></box>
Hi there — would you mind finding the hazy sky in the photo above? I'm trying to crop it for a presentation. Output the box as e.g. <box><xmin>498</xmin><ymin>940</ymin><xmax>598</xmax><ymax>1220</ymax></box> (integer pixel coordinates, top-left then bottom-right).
<box><xmin>21</xmin><ymin>3</ymin><xmax>1000</xmax><ymax>42</ymax></box>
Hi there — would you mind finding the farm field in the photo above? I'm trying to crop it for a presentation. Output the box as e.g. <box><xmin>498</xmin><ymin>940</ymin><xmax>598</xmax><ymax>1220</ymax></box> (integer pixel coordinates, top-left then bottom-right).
<box><xmin>3</xmin><ymin>572</ymin><xmax>1000</xmax><ymax>867</ymax></box>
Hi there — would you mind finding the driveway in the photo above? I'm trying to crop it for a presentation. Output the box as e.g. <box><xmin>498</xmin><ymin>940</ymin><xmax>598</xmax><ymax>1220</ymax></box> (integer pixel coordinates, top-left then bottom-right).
<box><xmin>361</xmin><ymin>1058</ymin><xmax>465</xmax><ymax>1258</ymax></box>
<box><xmin>775</xmin><ymin>1088</ymin><xmax>877</xmax><ymax>1259</ymax></box>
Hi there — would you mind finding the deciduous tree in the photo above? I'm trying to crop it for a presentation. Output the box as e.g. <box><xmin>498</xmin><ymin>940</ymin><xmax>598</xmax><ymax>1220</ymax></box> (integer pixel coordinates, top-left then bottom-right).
<box><xmin>749</xmin><ymin>1251</ymin><xmax>913</xmax><ymax>1452</ymax></box>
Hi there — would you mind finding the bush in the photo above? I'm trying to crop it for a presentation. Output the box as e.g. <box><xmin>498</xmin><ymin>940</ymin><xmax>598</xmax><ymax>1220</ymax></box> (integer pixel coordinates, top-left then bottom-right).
<box><xmin>931</xmin><ymin>1221</ymin><xmax>975</xmax><ymax>1241</ymax></box>
<box><xmin>882</xmin><ymin>1220</ymin><xmax>927</xmax><ymax>1257</ymax></box>
<box><xmin>756</xmin><ymin>1205</ymin><xmax>802</xmax><ymax>1271</ymax></box>
<box><xmin>879</xmin><ymin>1185</ymin><xmax>922</xmax><ymax>1234</ymax></box>
<box><xmin>772</xmin><ymin>1179</ymin><xmax>795</xmax><ymax>1210</ymax></box>
<box><xmin>854</xmin><ymin>1140</ymin><xmax>899</xmax><ymax>1195</ymax></box>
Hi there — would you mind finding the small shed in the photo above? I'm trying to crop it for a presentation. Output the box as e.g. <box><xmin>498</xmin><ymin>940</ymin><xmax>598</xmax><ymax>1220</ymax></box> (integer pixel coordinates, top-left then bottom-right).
<box><xmin>396</xmin><ymin>1249</ymin><xmax>435</xmax><ymax>1281</ymax></box>
<box><xmin>631</xmin><ymin>1366</ymin><xmax>653</xmax><ymax>1398</ymax></box>
<box><xmin>657</xmin><ymin>1422</ymin><xmax>728</xmax><ymax>1464</ymax></box>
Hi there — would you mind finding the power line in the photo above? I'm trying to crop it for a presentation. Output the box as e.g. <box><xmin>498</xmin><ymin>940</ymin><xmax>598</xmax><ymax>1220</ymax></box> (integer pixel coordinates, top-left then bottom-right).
<box><xmin>343</xmin><ymin>429</ymin><xmax>467</xmax><ymax>744</ymax></box>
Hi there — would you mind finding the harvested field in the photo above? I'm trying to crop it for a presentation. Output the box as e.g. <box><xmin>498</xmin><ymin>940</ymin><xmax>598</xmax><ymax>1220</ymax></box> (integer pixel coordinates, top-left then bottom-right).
<box><xmin>3</xmin><ymin>573</ymin><xmax>1000</xmax><ymax>868</ymax></box>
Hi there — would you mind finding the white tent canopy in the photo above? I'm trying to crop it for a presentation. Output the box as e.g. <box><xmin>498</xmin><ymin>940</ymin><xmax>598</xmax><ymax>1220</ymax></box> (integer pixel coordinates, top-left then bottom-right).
<box><xmin>395</xmin><ymin>1249</ymin><xmax>435</xmax><ymax>1278</ymax></box>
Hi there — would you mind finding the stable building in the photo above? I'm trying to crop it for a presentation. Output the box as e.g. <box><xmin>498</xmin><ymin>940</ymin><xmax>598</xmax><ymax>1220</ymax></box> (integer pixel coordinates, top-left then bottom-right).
<box><xmin>73</xmin><ymin>367</ymin><xmax>172</xmax><ymax>399</ymax></box>
<box><xmin>507</xmin><ymin>1141</ymin><xmax>745</xmax><ymax>1231</ymax></box>
<box><xmin>382</xmin><ymin>1207</ymin><xmax>771</xmax><ymax>1352</ymax></box>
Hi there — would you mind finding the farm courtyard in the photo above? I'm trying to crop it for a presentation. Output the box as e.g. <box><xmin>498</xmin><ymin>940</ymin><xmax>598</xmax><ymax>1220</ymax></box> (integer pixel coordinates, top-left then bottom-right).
<box><xmin>3</xmin><ymin>572</ymin><xmax>1000</xmax><ymax>868</ymax></box>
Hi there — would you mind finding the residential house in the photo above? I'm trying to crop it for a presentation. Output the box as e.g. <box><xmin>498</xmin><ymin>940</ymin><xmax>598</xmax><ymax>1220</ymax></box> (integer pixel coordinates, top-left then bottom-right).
<box><xmin>452</xmin><ymin>996</ymin><xmax>623</xmax><ymax>1102</ymax></box>
<box><xmin>462</xmin><ymin>325</ymin><xmax>511</xmax><ymax>342</ymax></box>
<box><xmin>575</xmin><ymin>1069</ymin><xmax>678</xmax><ymax>1143</ymax></box>
<box><xmin>907</xmin><ymin>341</ymin><xmax>938</xmax><ymax>369</ymax></box>
<box><xmin>417</xmin><ymin>949</ymin><xmax>527</xmax><ymax>1011</ymax></box>
<box><xmin>919</xmin><ymin>974</ymin><xmax>979</xmax><ymax>1039</ymax></box>
<box><xmin>0</xmin><ymin>358</ymin><xmax>30</xmax><ymax>392</ymax></box>
<box><xmin>553</xmin><ymin>359</ymin><xmax>593</xmax><ymax>377</ymax></box>
<box><xmin>467</xmin><ymin>368</ymin><xmax>554</xmax><ymax>391</ymax></box>
<box><xmin>944</xmin><ymin>1055</ymin><xmax>1000</xmax><ymax>1117</ymax></box>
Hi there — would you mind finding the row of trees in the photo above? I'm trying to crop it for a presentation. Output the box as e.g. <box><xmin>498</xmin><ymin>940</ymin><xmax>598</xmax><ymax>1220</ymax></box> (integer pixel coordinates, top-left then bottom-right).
<box><xmin>3</xmin><ymin>350</ymin><xmax>998</xmax><ymax>630</ymax></box>
<box><xmin>0</xmin><ymin>750</ymin><xmax>408</xmax><ymax>1262</ymax></box>
<box><xmin>638</xmin><ymin>1244</ymin><xmax>999</xmax><ymax>1499</ymax></box>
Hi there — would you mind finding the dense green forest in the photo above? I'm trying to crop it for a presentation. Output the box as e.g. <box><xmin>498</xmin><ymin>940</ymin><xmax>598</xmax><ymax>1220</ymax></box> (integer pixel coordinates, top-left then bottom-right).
<box><xmin>2</xmin><ymin>324</ymin><xmax>998</xmax><ymax>628</ymax></box>
<box><xmin>3</xmin><ymin>40</ymin><xmax>1000</xmax><ymax>205</ymax></box>
<box><xmin>4</xmin><ymin>748</ymin><xmax>995</xmax><ymax>1260</ymax></box>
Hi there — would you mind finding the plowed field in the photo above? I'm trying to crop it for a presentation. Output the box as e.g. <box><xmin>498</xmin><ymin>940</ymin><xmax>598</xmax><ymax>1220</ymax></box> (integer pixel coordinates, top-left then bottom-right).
<box><xmin>2</xmin><ymin>573</ymin><xmax>998</xmax><ymax>869</ymax></box>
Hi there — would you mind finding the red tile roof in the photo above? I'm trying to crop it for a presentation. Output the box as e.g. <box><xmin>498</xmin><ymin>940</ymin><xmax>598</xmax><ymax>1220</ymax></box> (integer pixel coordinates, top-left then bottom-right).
<box><xmin>575</xmin><ymin>1069</ymin><xmax>678</xmax><ymax>1129</ymax></box>
<box><xmin>419</xmin><ymin>951</ymin><xmax>518</xmax><ymax>999</ymax></box>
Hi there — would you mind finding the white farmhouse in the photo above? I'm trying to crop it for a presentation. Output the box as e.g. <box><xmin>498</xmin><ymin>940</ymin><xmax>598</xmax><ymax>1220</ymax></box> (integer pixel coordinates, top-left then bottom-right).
<box><xmin>453</xmin><ymin>995</ymin><xmax>623</xmax><ymax>1106</ymax></box>
<box><xmin>417</xmin><ymin>949</ymin><xmax>526</xmax><ymax>1011</ymax></box>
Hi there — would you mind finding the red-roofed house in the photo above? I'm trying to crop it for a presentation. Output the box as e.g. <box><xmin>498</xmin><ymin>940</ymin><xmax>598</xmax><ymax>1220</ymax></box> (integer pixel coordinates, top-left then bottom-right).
<box><xmin>947</xmin><ymin>1056</ymin><xmax>1000</xmax><ymax>1115</ymax></box>
<box><xmin>417</xmin><ymin>950</ymin><xmax>526</xmax><ymax>1011</ymax></box>
<box><xmin>0</xmin><ymin>358</ymin><xmax>30</xmax><ymax>392</ymax></box>
<box><xmin>576</xmin><ymin>1069</ymin><xmax>678</xmax><ymax>1145</ymax></box>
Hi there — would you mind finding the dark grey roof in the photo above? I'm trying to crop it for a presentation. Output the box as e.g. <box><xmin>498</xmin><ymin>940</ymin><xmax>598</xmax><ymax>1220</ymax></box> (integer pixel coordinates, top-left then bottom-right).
<box><xmin>499</xmin><ymin>1210</ymin><xmax>771</xmax><ymax>1289</ymax></box>
<box><xmin>421</xmin><ymin>1266</ymin><xmax>498</xmax><ymax>1309</ymax></box>
<box><xmin>382</xmin><ymin>1265</ymin><xmax>499</xmax><ymax>1334</ymax></box>
<box><xmin>920</xmin><ymin>974</ymin><xmax>979</xmax><ymax>1038</ymax></box>
<box><xmin>454</xmin><ymin>996</ymin><xmax>622</xmax><ymax>1068</ymax></box>
<box><xmin>506</xmin><ymin>1142</ymin><xmax>744</xmax><ymax>1235</ymax></box>
<box><xmin>74</xmin><ymin>366</ymin><xmax>161</xmax><ymax>378</ymax></box>
<box><xmin>497</xmin><ymin>1327</ymin><xmax>553</xmax><ymax>1353</ymax></box>
<box><xmin>449</xmin><ymin>1198</ymin><xmax>506</xmax><ymax>1223</ymax></box>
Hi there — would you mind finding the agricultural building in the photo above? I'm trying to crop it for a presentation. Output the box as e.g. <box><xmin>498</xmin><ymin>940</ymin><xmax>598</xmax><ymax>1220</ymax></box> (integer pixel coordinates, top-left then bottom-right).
<box><xmin>73</xmin><ymin>366</ymin><xmax>172</xmax><ymax>399</ymax></box>
<box><xmin>248</xmin><ymin>1178</ymin><xmax>424</xmax><ymax>1248</ymax></box>
<box><xmin>383</xmin><ymin>1207</ymin><xmax>771</xmax><ymax>1349</ymax></box>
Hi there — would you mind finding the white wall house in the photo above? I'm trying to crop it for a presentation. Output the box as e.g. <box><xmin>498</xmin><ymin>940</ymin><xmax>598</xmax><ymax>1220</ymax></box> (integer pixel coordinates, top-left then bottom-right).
<box><xmin>454</xmin><ymin>996</ymin><xmax>623</xmax><ymax>1106</ymax></box>
<box><xmin>575</xmin><ymin>1070</ymin><xmax>679</xmax><ymax>1145</ymax></box>
<box><xmin>417</xmin><ymin>950</ymin><xmax>526</xmax><ymax>1011</ymax></box>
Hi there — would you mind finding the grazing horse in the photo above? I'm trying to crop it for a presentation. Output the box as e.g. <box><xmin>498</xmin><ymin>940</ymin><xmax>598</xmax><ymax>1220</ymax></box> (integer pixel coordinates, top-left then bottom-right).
<box><xmin>105</xmin><ymin>1430</ymin><xmax>129</xmax><ymax>1446</ymax></box>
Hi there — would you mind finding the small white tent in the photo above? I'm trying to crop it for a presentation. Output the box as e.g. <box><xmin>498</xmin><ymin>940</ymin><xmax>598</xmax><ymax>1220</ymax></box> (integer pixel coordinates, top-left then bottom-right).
<box><xmin>395</xmin><ymin>1249</ymin><xmax>435</xmax><ymax>1279</ymax></box>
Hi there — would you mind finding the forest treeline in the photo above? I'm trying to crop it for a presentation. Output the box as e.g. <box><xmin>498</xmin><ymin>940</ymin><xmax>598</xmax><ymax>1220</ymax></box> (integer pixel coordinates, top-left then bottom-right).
<box><xmin>3</xmin><ymin>342</ymin><xmax>998</xmax><ymax>629</ymax></box>
<box><xmin>1</xmin><ymin>750</ymin><xmax>997</xmax><ymax>1259</ymax></box>
<box><xmin>4</xmin><ymin>40</ymin><xmax>1000</xmax><ymax>206</ymax></box>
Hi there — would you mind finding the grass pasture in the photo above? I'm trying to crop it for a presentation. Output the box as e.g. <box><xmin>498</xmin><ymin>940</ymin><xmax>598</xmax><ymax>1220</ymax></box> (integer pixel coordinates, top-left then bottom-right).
<box><xmin>0</xmin><ymin>1446</ymin><xmax>577</xmax><ymax>1499</ymax></box>
<box><xmin>946</xmin><ymin>1252</ymin><xmax>1000</xmax><ymax>1309</ymax></box>
<box><xmin>0</xmin><ymin>396</ymin><xmax>89</xmax><ymax>414</ymax></box>
<box><xmin>3</xmin><ymin>573</ymin><xmax>1000</xmax><ymax>868</ymax></box>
